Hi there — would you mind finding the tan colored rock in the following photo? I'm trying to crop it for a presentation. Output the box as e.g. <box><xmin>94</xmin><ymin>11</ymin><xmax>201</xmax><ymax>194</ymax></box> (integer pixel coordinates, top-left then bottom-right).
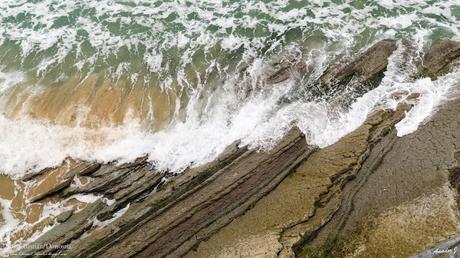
<box><xmin>321</xmin><ymin>39</ymin><xmax>397</xmax><ymax>87</ymax></box>
<box><xmin>186</xmin><ymin>107</ymin><xmax>408</xmax><ymax>258</ymax></box>
<box><xmin>27</xmin><ymin>166</ymin><xmax>73</xmax><ymax>203</ymax></box>
<box><xmin>305</xmin><ymin>97</ymin><xmax>460</xmax><ymax>257</ymax></box>
<box><xmin>339</xmin><ymin>185</ymin><xmax>460</xmax><ymax>257</ymax></box>
<box><xmin>421</xmin><ymin>38</ymin><xmax>460</xmax><ymax>78</ymax></box>
<box><xmin>25</xmin><ymin>203</ymin><xmax>44</xmax><ymax>224</ymax></box>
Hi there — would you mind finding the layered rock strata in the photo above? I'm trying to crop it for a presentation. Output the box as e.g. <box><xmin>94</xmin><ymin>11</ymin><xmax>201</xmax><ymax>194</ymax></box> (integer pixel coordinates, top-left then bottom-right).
<box><xmin>5</xmin><ymin>38</ymin><xmax>460</xmax><ymax>258</ymax></box>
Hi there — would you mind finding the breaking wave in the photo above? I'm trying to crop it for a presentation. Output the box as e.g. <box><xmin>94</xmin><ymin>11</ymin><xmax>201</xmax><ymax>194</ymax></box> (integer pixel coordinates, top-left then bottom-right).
<box><xmin>0</xmin><ymin>0</ymin><xmax>459</xmax><ymax>176</ymax></box>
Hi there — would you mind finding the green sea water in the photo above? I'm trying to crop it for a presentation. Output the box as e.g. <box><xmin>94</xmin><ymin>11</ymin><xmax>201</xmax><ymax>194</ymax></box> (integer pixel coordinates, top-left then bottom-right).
<box><xmin>2</xmin><ymin>1</ymin><xmax>460</xmax><ymax>255</ymax></box>
<box><xmin>0</xmin><ymin>0</ymin><xmax>459</xmax><ymax>88</ymax></box>
<box><xmin>0</xmin><ymin>0</ymin><xmax>459</xmax><ymax>176</ymax></box>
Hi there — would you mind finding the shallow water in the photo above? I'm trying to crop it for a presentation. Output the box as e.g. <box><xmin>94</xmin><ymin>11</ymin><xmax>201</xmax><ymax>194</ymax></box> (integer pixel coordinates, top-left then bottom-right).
<box><xmin>1</xmin><ymin>1</ymin><xmax>460</xmax><ymax>254</ymax></box>
<box><xmin>0</xmin><ymin>0</ymin><xmax>459</xmax><ymax>175</ymax></box>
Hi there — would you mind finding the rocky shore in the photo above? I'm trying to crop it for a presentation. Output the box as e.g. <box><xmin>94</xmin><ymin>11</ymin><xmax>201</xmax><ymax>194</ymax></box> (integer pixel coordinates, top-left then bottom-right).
<box><xmin>2</xmin><ymin>38</ymin><xmax>460</xmax><ymax>258</ymax></box>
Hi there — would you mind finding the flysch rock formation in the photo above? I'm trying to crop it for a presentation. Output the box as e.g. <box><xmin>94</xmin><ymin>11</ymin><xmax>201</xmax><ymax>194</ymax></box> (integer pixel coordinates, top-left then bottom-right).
<box><xmin>4</xmin><ymin>38</ymin><xmax>460</xmax><ymax>258</ymax></box>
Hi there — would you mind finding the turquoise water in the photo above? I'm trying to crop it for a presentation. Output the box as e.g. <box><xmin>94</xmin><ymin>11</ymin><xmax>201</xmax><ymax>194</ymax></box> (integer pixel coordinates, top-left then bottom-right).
<box><xmin>0</xmin><ymin>0</ymin><xmax>459</xmax><ymax>175</ymax></box>
<box><xmin>0</xmin><ymin>0</ymin><xmax>459</xmax><ymax>87</ymax></box>
<box><xmin>2</xmin><ymin>1</ymin><xmax>460</xmax><ymax>254</ymax></box>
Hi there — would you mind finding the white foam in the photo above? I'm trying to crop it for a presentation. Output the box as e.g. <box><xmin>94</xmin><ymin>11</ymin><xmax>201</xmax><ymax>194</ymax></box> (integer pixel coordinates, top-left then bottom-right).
<box><xmin>0</xmin><ymin>199</ymin><xmax>17</xmax><ymax>255</ymax></box>
<box><xmin>71</xmin><ymin>194</ymin><xmax>103</xmax><ymax>204</ymax></box>
<box><xmin>395</xmin><ymin>71</ymin><xmax>460</xmax><ymax>136</ymax></box>
<box><xmin>0</xmin><ymin>0</ymin><xmax>458</xmax><ymax>82</ymax></box>
<box><xmin>0</xmin><ymin>2</ymin><xmax>459</xmax><ymax>254</ymax></box>
<box><xmin>0</xmin><ymin>70</ymin><xmax>25</xmax><ymax>93</ymax></box>
<box><xmin>0</xmin><ymin>195</ymin><xmax>75</xmax><ymax>256</ymax></box>
<box><xmin>0</xmin><ymin>39</ymin><xmax>459</xmax><ymax>176</ymax></box>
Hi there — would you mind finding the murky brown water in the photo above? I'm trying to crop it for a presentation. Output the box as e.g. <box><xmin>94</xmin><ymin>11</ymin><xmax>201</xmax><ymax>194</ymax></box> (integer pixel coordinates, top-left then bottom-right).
<box><xmin>0</xmin><ymin>74</ymin><xmax>179</xmax><ymax>131</ymax></box>
<box><xmin>0</xmin><ymin>161</ymin><xmax>90</xmax><ymax>249</ymax></box>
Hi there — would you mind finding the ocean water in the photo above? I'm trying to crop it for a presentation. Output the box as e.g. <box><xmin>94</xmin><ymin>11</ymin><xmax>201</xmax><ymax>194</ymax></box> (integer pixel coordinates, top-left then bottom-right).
<box><xmin>0</xmin><ymin>0</ymin><xmax>459</xmax><ymax>175</ymax></box>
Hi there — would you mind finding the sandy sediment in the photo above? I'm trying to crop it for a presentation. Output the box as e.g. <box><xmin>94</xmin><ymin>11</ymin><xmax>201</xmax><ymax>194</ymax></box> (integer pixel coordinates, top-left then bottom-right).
<box><xmin>2</xmin><ymin>38</ymin><xmax>460</xmax><ymax>258</ymax></box>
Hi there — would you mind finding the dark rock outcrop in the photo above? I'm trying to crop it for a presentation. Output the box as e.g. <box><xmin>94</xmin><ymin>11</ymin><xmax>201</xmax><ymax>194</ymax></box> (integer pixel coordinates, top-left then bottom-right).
<box><xmin>65</xmin><ymin>128</ymin><xmax>315</xmax><ymax>258</ymax></box>
<box><xmin>239</xmin><ymin>47</ymin><xmax>307</xmax><ymax>98</ymax></box>
<box><xmin>18</xmin><ymin>127</ymin><xmax>315</xmax><ymax>257</ymax></box>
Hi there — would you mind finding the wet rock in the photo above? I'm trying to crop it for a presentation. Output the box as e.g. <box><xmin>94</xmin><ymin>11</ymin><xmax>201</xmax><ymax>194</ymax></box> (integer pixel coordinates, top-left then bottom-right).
<box><xmin>0</xmin><ymin>175</ymin><xmax>15</xmax><ymax>200</ymax></box>
<box><xmin>266</xmin><ymin>48</ymin><xmax>307</xmax><ymax>84</ymax></box>
<box><xmin>320</xmin><ymin>39</ymin><xmax>397</xmax><ymax>88</ymax></box>
<box><xmin>62</xmin><ymin>163</ymin><xmax>145</xmax><ymax>196</ymax></box>
<box><xmin>53</xmin><ymin>128</ymin><xmax>315</xmax><ymax>258</ymax></box>
<box><xmin>18</xmin><ymin>157</ymin><xmax>165</xmax><ymax>256</ymax></box>
<box><xmin>25</xmin><ymin>161</ymin><xmax>102</xmax><ymax>203</ymax></box>
<box><xmin>60</xmin><ymin>141</ymin><xmax>247</xmax><ymax>257</ymax></box>
<box><xmin>240</xmin><ymin>47</ymin><xmax>307</xmax><ymax>98</ymax></box>
<box><xmin>27</xmin><ymin>167</ymin><xmax>74</xmax><ymax>203</ymax></box>
<box><xmin>18</xmin><ymin>199</ymin><xmax>107</xmax><ymax>256</ymax></box>
<box><xmin>11</xmin><ymin>217</ymin><xmax>56</xmax><ymax>245</ymax></box>
<box><xmin>21</xmin><ymin>167</ymin><xmax>55</xmax><ymax>181</ymax></box>
<box><xmin>24</xmin><ymin>203</ymin><xmax>44</xmax><ymax>224</ymax></box>
<box><xmin>56</xmin><ymin>210</ymin><xmax>74</xmax><ymax>223</ymax></box>
<box><xmin>69</xmin><ymin>162</ymin><xmax>101</xmax><ymax>177</ymax></box>
<box><xmin>96</xmin><ymin>169</ymin><xmax>164</xmax><ymax>221</ymax></box>
<box><xmin>420</xmin><ymin>38</ymin><xmax>460</xmax><ymax>78</ymax></box>
<box><xmin>118</xmin><ymin>155</ymin><xmax>148</xmax><ymax>169</ymax></box>
<box><xmin>188</xmin><ymin>106</ymin><xmax>410</xmax><ymax>258</ymax></box>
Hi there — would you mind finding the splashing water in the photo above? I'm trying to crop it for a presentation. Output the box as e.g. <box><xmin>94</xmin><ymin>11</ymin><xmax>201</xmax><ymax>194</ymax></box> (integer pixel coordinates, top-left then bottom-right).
<box><xmin>0</xmin><ymin>0</ymin><xmax>459</xmax><ymax>175</ymax></box>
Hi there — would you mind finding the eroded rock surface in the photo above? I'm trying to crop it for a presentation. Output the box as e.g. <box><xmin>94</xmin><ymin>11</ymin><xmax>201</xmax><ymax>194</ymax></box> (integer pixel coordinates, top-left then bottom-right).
<box><xmin>320</xmin><ymin>39</ymin><xmax>397</xmax><ymax>88</ymax></box>
<box><xmin>266</xmin><ymin>48</ymin><xmax>307</xmax><ymax>84</ymax></box>
<box><xmin>64</xmin><ymin>129</ymin><xmax>315</xmax><ymax>258</ymax></box>
<box><xmin>420</xmin><ymin>38</ymin><xmax>460</xmax><ymax>78</ymax></box>
<box><xmin>187</xmin><ymin>104</ymin><xmax>410</xmax><ymax>258</ymax></box>
<box><xmin>15</xmin><ymin>126</ymin><xmax>315</xmax><ymax>258</ymax></box>
<box><xmin>11</xmin><ymin>38</ymin><xmax>460</xmax><ymax>258</ymax></box>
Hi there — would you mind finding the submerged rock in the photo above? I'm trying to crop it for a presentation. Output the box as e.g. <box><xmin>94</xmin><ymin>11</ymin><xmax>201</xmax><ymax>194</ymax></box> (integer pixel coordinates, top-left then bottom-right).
<box><xmin>239</xmin><ymin>46</ymin><xmax>307</xmax><ymax>98</ymax></box>
<box><xmin>265</xmin><ymin>48</ymin><xmax>307</xmax><ymax>84</ymax></box>
<box><xmin>14</xmin><ymin>37</ymin><xmax>460</xmax><ymax>258</ymax></box>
